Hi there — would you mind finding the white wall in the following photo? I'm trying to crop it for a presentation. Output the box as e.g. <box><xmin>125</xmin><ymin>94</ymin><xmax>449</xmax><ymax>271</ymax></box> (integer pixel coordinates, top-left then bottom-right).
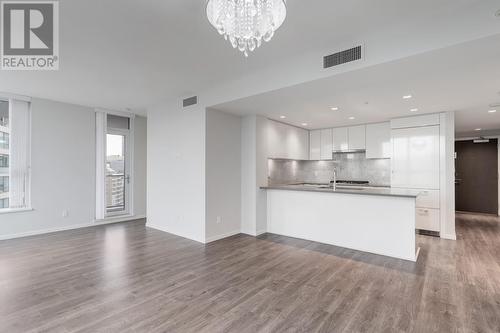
<box><xmin>241</xmin><ymin>116</ymin><xmax>257</xmax><ymax>235</ymax></box>
<box><xmin>205</xmin><ymin>109</ymin><xmax>241</xmax><ymax>242</ymax></box>
<box><xmin>146</xmin><ymin>100</ymin><xmax>205</xmax><ymax>243</ymax></box>
<box><xmin>134</xmin><ymin>116</ymin><xmax>147</xmax><ymax>217</ymax></box>
<box><xmin>0</xmin><ymin>98</ymin><xmax>147</xmax><ymax>239</ymax></box>
<box><xmin>240</xmin><ymin>115</ymin><xmax>268</xmax><ymax>236</ymax></box>
<box><xmin>440</xmin><ymin>112</ymin><xmax>456</xmax><ymax>240</ymax></box>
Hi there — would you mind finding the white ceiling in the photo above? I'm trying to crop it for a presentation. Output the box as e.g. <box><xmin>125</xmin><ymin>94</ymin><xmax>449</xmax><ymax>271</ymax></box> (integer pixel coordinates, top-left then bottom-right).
<box><xmin>0</xmin><ymin>0</ymin><xmax>499</xmax><ymax>114</ymax></box>
<box><xmin>212</xmin><ymin>34</ymin><xmax>500</xmax><ymax>136</ymax></box>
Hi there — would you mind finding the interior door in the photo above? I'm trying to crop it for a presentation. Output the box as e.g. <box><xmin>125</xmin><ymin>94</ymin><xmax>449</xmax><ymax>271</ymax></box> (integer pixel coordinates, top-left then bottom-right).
<box><xmin>455</xmin><ymin>139</ymin><xmax>498</xmax><ymax>215</ymax></box>
<box><xmin>106</xmin><ymin>130</ymin><xmax>130</xmax><ymax>216</ymax></box>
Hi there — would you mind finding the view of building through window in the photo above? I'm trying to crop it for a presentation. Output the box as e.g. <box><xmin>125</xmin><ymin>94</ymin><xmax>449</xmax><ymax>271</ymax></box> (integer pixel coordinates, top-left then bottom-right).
<box><xmin>106</xmin><ymin>133</ymin><xmax>126</xmax><ymax>212</ymax></box>
<box><xmin>0</xmin><ymin>100</ymin><xmax>9</xmax><ymax>209</ymax></box>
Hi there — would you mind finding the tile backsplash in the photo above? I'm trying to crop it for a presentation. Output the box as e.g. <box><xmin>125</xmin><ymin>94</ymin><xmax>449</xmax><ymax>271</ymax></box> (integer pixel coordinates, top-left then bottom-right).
<box><xmin>268</xmin><ymin>152</ymin><xmax>391</xmax><ymax>187</ymax></box>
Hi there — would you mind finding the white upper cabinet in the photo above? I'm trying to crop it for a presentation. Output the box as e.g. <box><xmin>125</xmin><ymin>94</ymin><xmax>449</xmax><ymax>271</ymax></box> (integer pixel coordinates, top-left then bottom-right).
<box><xmin>309</xmin><ymin>130</ymin><xmax>321</xmax><ymax>160</ymax></box>
<box><xmin>267</xmin><ymin>120</ymin><xmax>286</xmax><ymax>158</ymax></box>
<box><xmin>268</xmin><ymin>120</ymin><xmax>309</xmax><ymax>160</ymax></box>
<box><xmin>366</xmin><ymin>122</ymin><xmax>391</xmax><ymax>159</ymax></box>
<box><xmin>333</xmin><ymin>127</ymin><xmax>349</xmax><ymax>151</ymax></box>
<box><xmin>320</xmin><ymin>129</ymin><xmax>333</xmax><ymax>160</ymax></box>
<box><xmin>391</xmin><ymin>114</ymin><xmax>440</xmax><ymax>129</ymax></box>
<box><xmin>348</xmin><ymin>125</ymin><xmax>366</xmax><ymax>150</ymax></box>
<box><xmin>391</xmin><ymin>125</ymin><xmax>440</xmax><ymax>189</ymax></box>
<box><xmin>287</xmin><ymin>125</ymin><xmax>309</xmax><ymax>160</ymax></box>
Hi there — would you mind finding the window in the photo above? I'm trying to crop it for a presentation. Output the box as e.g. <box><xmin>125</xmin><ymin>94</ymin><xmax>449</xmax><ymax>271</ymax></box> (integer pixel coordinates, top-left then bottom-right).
<box><xmin>0</xmin><ymin>132</ymin><xmax>8</xmax><ymax>149</ymax></box>
<box><xmin>0</xmin><ymin>98</ymin><xmax>31</xmax><ymax>211</ymax></box>
<box><xmin>0</xmin><ymin>154</ymin><xmax>8</xmax><ymax>167</ymax></box>
<box><xmin>0</xmin><ymin>100</ymin><xmax>9</xmax><ymax>209</ymax></box>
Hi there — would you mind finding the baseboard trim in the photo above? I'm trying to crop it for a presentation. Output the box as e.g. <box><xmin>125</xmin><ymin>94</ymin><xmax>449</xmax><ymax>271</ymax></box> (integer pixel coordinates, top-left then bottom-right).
<box><xmin>146</xmin><ymin>223</ymin><xmax>205</xmax><ymax>244</ymax></box>
<box><xmin>205</xmin><ymin>230</ymin><xmax>241</xmax><ymax>244</ymax></box>
<box><xmin>241</xmin><ymin>229</ymin><xmax>267</xmax><ymax>237</ymax></box>
<box><xmin>256</xmin><ymin>229</ymin><xmax>267</xmax><ymax>236</ymax></box>
<box><xmin>0</xmin><ymin>215</ymin><xmax>147</xmax><ymax>241</ymax></box>
<box><xmin>440</xmin><ymin>233</ymin><xmax>457</xmax><ymax>240</ymax></box>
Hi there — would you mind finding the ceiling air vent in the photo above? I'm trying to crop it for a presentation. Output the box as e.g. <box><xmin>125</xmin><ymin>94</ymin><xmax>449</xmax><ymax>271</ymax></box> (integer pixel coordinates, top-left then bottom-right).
<box><xmin>183</xmin><ymin>96</ymin><xmax>198</xmax><ymax>108</ymax></box>
<box><xmin>323</xmin><ymin>45</ymin><xmax>362</xmax><ymax>69</ymax></box>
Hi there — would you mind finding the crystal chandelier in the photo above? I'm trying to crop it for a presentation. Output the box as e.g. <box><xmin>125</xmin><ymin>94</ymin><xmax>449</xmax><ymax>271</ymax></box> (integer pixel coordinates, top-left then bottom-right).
<box><xmin>206</xmin><ymin>0</ymin><xmax>287</xmax><ymax>57</ymax></box>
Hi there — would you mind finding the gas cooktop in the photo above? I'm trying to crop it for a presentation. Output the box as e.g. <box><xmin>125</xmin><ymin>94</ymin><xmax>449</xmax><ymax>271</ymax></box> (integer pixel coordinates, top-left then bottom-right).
<box><xmin>333</xmin><ymin>180</ymin><xmax>370</xmax><ymax>185</ymax></box>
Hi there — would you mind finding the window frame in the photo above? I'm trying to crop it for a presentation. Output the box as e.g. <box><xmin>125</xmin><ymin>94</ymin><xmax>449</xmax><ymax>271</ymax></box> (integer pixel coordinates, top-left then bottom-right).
<box><xmin>0</xmin><ymin>97</ymin><xmax>32</xmax><ymax>213</ymax></box>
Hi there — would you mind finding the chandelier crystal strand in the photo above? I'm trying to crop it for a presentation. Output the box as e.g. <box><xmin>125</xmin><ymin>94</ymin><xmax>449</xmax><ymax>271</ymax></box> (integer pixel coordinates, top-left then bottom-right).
<box><xmin>207</xmin><ymin>0</ymin><xmax>287</xmax><ymax>57</ymax></box>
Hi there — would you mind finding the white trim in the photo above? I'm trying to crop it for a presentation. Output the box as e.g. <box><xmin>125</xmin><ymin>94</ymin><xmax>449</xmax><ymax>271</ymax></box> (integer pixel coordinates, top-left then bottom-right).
<box><xmin>241</xmin><ymin>230</ymin><xmax>257</xmax><ymax>237</ymax></box>
<box><xmin>96</xmin><ymin>108</ymin><xmax>136</xmax><ymax>119</ymax></box>
<box><xmin>0</xmin><ymin>215</ymin><xmax>147</xmax><ymax>241</ymax></box>
<box><xmin>95</xmin><ymin>214</ymin><xmax>145</xmax><ymax>224</ymax></box>
<box><xmin>95</xmin><ymin>111</ymin><xmax>107</xmax><ymax>220</ymax></box>
<box><xmin>440</xmin><ymin>233</ymin><xmax>457</xmax><ymax>240</ymax></box>
<box><xmin>456</xmin><ymin>135</ymin><xmax>500</xmax><ymax>141</ymax></box>
<box><xmin>455</xmin><ymin>135</ymin><xmax>500</xmax><ymax>217</ymax></box>
<box><xmin>241</xmin><ymin>229</ymin><xmax>266</xmax><ymax>237</ymax></box>
<box><xmin>0</xmin><ymin>92</ymin><xmax>31</xmax><ymax>102</ymax></box>
<box><xmin>205</xmin><ymin>230</ymin><xmax>241</xmax><ymax>243</ymax></box>
<box><xmin>129</xmin><ymin>117</ymin><xmax>135</xmax><ymax>216</ymax></box>
<box><xmin>105</xmin><ymin>127</ymin><xmax>132</xmax><ymax>217</ymax></box>
<box><xmin>0</xmin><ymin>207</ymin><xmax>33</xmax><ymax>215</ymax></box>
<box><xmin>146</xmin><ymin>223</ymin><xmax>205</xmax><ymax>244</ymax></box>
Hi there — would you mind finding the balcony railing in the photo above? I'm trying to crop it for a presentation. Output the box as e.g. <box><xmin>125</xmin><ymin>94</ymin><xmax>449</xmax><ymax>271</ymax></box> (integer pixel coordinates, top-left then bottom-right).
<box><xmin>106</xmin><ymin>174</ymin><xmax>125</xmax><ymax>212</ymax></box>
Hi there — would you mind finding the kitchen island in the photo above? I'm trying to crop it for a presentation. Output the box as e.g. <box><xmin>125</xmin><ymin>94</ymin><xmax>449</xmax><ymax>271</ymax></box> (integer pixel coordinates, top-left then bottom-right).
<box><xmin>261</xmin><ymin>184</ymin><xmax>421</xmax><ymax>261</ymax></box>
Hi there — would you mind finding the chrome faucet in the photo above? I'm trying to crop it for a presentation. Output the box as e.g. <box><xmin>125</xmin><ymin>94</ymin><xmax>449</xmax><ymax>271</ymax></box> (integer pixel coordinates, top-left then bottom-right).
<box><xmin>331</xmin><ymin>168</ymin><xmax>337</xmax><ymax>190</ymax></box>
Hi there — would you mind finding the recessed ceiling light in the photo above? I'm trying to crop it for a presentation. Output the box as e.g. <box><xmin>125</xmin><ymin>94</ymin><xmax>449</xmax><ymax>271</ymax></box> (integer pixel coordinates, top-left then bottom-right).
<box><xmin>410</xmin><ymin>108</ymin><xmax>419</xmax><ymax>112</ymax></box>
<box><xmin>348</xmin><ymin>116</ymin><xmax>355</xmax><ymax>120</ymax></box>
<box><xmin>403</xmin><ymin>95</ymin><xmax>412</xmax><ymax>99</ymax></box>
<box><xmin>330</xmin><ymin>107</ymin><xmax>339</xmax><ymax>111</ymax></box>
<box><xmin>488</xmin><ymin>110</ymin><xmax>497</xmax><ymax>113</ymax></box>
<box><xmin>474</xmin><ymin>128</ymin><xmax>482</xmax><ymax>131</ymax></box>
<box><xmin>301</xmin><ymin>123</ymin><xmax>308</xmax><ymax>126</ymax></box>
<box><xmin>280</xmin><ymin>115</ymin><xmax>286</xmax><ymax>119</ymax></box>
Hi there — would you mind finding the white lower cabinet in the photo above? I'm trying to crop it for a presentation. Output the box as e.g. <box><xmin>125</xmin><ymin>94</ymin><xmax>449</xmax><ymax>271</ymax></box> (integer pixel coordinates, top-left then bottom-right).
<box><xmin>415</xmin><ymin>189</ymin><xmax>440</xmax><ymax>232</ymax></box>
<box><xmin>416</xmin><ymin>190</ymin><xmax>440</xmax><ymax>209</ymax></box>
<box><xmin>416</xmin><ymin>208</ymin><xmax>440</xmax><ymax>232</ymax></box>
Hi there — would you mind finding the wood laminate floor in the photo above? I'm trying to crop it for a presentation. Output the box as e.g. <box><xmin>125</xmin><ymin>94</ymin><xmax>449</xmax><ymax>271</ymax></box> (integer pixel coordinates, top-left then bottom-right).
<box><xmin>1</xmin><ymin>213</ymin><xmax>499</xmax><ymax>333</ymax></box>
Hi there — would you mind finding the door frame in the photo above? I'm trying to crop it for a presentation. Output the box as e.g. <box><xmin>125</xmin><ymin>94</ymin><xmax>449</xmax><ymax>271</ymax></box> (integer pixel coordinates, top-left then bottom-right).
<box><xmin>105</xmin><ymin>113</ymin><xmax>135</xmax><ymax>218</ymax></box>
<box><xmin>455</xmin><ymin>136</ymin><xmax>500</xmax><ymax>216</ymax></box>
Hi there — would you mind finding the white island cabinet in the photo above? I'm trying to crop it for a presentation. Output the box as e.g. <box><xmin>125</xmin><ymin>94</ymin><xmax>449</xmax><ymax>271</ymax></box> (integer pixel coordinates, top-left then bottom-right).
<box><xmin>265</xmin><ymin>187</ymin><xmax>419</xmax><ymax>261</ymax></box>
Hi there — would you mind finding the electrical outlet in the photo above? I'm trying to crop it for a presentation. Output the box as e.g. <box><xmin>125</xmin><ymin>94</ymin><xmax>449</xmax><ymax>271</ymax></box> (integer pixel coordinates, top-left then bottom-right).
<box><xmin>62</xmin><ymin>209</ymin><xmax>69</xmax><ymax>218</ymax></box>
<box><xmin>216</xmin><ymin>216</ymin><xmax>222</xmax><ymax>224</ymax></box>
